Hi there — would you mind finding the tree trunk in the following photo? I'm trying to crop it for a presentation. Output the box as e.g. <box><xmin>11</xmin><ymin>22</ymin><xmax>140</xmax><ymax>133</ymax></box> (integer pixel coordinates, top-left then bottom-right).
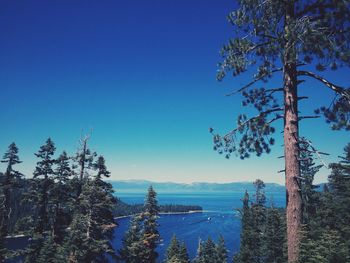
<box><xmin>284</xmin><ymin>62</ymin><xmax>301</xmax><ymax>263</ymax></box>
<box><xmin>284</xmin><ymin>1</ymin><xmax>302</xmax><ymax>262</ymax></box>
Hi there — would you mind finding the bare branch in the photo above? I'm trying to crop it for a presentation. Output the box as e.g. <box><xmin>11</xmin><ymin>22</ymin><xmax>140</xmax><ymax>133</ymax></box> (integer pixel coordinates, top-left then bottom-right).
<box><xmin>298</xmin><ymin>115</ymin><xmax>320</xmax><ymax>121</ymax></box>
<box><xmin>298</xmin><ymin>96</ymin><xmax>308</xmax><ymax>101</ymax></box>
<box><xmin>226</xmin><ymin>68</ymin><xmax>283</xmax><ymax>96</ymax></box>
<box><xmin>265</xmin><ymin>88</ymin><xmax>284</xmax><ymax>94</ymax></box>
<box><xmin>298</xmin><ymin>70</ymin><xmax>350</xmax><ymax>102</ymax></box>
<box><xmin>267</xmin><ymin>115</ymin><xmax>283</xmax><ymax>124</ymax></box>
<box><xmin>226</xmin><ymin>107</ymin><xmax>283</xmax><ymax>135</ymax></box>
<box><xmin>299</xmin><ymin>138</ymin><xmax>330</xmax><ymax>168</ymax></box>
<box><xmin>226</xmin><ymin>63</ymin><xmax>307</xmax><ymax>96</ymax></box>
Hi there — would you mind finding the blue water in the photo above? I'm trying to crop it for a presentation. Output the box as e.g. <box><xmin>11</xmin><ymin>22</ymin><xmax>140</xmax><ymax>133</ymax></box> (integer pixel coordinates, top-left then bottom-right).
<box><xmin>112</xmin><ymin>191</ymin><xmax>285</xmax><ymax>262</ymax></box>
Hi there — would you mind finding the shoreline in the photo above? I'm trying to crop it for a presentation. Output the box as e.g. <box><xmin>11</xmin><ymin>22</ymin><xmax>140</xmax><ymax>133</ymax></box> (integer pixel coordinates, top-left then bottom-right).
<box><xmin>114</xmin><ymin>210</ymin><xmax>207</xmax><ymax>220</ymax></box>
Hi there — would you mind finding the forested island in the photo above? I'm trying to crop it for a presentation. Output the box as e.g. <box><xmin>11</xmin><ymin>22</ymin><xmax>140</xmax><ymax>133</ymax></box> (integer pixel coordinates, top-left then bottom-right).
<box><xmin>114</xmin><ymin>198</ymin><xmax>202</xmax><ymax>217</ymax></box>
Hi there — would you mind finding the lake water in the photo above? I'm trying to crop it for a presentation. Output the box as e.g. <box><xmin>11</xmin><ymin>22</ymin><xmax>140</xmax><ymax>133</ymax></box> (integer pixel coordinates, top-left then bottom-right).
<box><xmin>112</xmin><ymin>191</ymin><xmax>285</xmax><ymax>262</ymax></box>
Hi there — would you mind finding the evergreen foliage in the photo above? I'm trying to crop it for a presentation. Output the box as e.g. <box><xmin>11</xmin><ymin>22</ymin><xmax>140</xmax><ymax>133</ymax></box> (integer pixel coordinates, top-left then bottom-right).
<box><xmin>0</xmin><ymin>138</ymin><xmax>118</xmax><ymax>262</ymax></box>
<box><xmin>63</xmin><ymin>155</ymin><xmax>116</xmax><ymax>262</ymax></box>
<box><xmin>216</xmin><ymin>235</ymin><xmax>228</xmax><ymax>263</ymax></box>
<box><xmin>52</xmin><ymin>151</ymin><xmax>72</xmax><ymax>243</ymax></box>
<box><xmin>0</xmin><ymin>143</ymin><xmax>23</xmax><ymax>261</ymax></box>
<box><xmin>233</xmin><ymin>191</ymin><xmax>254</xmax><ymax>263</ymax></box>
<box><xmin>114</xmin><ymin>198</ymin><xmax>202</xmax><ymax>217</ymax></box>
<box><xmin>264</xmin><ymin>207</ymin><xmax>286</xmax><ymax>263</ymax></box>
<box><xmin>142</xmin><ymin>185</ymin><xmax>161</xmax><ymax>263</ymax></box>
<box><xmin>119</xmin><ymin>215</ymin><xmax>144</xmax><ymax>263</ymax></box>
<box><xmin>178</xmin><ymin>241</ymin><xmax>190</xmax><ymax>263</ymax></box>
<box><xmin>193</xmin><ymin>236</ymin><xmax>228</xmax><ymax>263</ymax></box>
<box><xmin>234</xmin><ymin>181</ymin><xmax>286</xmax><ymax>263</ymax></box>
<box><xmin>211</xmin><ymin>1</ymin><xmax>350</xmax><ymax>261</ymax></box>
<box><xmin>164</xmin><ymin>235</ymin><xmax>190</xmax><ymax>263</ymax></box>
<box><xmin>119</xmin><ymin>185</ymin><xmax>160</xmax><ymax>263</ymax></box>
<box><xmin>165</xmin><ymin>235</ymin><xmax>181</xmax><ymax>262</ymax></box>
<box><xmin>299</xmin><ymin>143</ymin><xmax>350</xmax><ymax>263</ymax></box>
<box><xmin>234</xmin><ymin>144</ymin><xmax>350</xmax><ymax>263</ymax></box>
<box><xmin>32</xmin><ymin>138</ymin><xmax>56</xmax><ymax>234</ymax></box>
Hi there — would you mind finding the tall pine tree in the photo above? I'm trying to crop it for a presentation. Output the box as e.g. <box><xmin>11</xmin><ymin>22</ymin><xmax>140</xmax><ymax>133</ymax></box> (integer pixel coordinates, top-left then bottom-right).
<box><xmin>64</xmin><ymin>155</ymin><xmax>116</xmax><ymax>263</ymax></box>
<box><xmin>165</xmin><ymin>235</ymin><xmax>181</xmax><ymax>263</ymax></box>
<box><xmin>164</xmin><ymin>235</ymin><xmax>190</xmax><ymax>263</ymax></box>
<box><xmin>234</xmin><ymin>191</ymin><xmax>254</xmax><ymax>263</ymax></box>
<box><xmin>142</xmin><ymin>185</ymin><xmax>160</xmax><ymax>263</ymax></box>
<box><xmin>52</xmin><ymin>151</ymin><xmax>72</xmax><ymax>243</ymax></box>
<box><xmin>216</xmin><ymin>235</ymin><xmax>228</xmax><ymax>263</ymax></box>
<box><xmin>211</xmin><ymin>2</ymin><xmax>350</xmax><ymax>261</ymax></box>
<box><xmin>119</xmin><ymin>215</ymin><xmax>144</xmax><ymax>263</ymax></box>
<box><xmin>0</xmin><ymin>143</ymin><xmax>23</xmax><ymax>261</ymax></box>
<box><xmin>264</xmin><ymin>207</ymin><xmax>286</xmax><ymax>263</ymax></box>
<box><xmin>0</xmin><ymin>143</ymin><xmax>23</xmax><ymax>236</ymax></box>
<box><xmin>33</xmin><ymin>138</ymin><xmax>56</xmax><ymax>234</ymax></box>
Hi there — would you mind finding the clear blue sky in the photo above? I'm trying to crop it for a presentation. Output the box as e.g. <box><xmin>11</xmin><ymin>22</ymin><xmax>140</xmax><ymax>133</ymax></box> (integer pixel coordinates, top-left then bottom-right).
<box><xmin>0</xmin><ymin>0</ymin><xmax>348</xmax><ymax>184</ymax></box>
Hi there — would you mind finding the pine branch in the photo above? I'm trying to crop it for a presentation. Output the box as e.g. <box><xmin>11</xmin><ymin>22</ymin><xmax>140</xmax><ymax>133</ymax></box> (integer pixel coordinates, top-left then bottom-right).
<box><xmin>298</xmin><ymin>115</ymin><xmax>320</xmax><ymax>121</ymax></box>
<box><xmin>298</xmin><ymin>70</ymin><xmax>350</xmax><ymax>102</ymax></box>
<box><xmin>267</xmin><ymin>115</ymin><xmax>284</xmax><ymax>124</ymax></box>
<box><xmin>296</xmin><ymin>1</ymin><xmax>335</xmax><ymax>18</ymax></box>
<box><xmin>265</xmin><ymin>88</ymin><xmax>284</xmax><ymax>94</ymax></box>
<box><xmin>298</xmin><ymin>96</ymin><xmax>308</xmax><ymax>101</ymax></box>
<box><xmin>225</xmin><ymin>107</ymin><xmax>283</xmax><ymax>136</ymax></box>
<box><xmin>226</xmin><ymin>63</ymin><xmax>307</xmax><ymax>96</ymax></box>
<box><xmin>299</xmin><ymin>138</ymin><xmax>330</xmax><ymax>168</ymax></box>
<box><xmin>226</xmin><ymin>68</ymin><xmax>283</xmax><ymax>96</ymax></box>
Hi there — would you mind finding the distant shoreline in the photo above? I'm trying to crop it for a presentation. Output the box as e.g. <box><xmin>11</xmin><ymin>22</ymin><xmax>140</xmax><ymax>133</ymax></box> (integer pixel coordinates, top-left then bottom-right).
<box><xmin>114</xmin><ymin>210</ymin><xmax>206</xmax><ymax>220</ymax></box>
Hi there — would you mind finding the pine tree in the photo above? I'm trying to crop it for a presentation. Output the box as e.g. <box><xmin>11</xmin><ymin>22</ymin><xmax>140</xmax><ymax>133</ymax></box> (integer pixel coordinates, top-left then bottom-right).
<box><xmin>264</xmin><ymin>207</ymin><xmax>286</xmax><ymax>263</ymax></box>
<box><xmin>164</xmin><ymin>235</ymin><xmax>190</xmax><ymax>263</ymax></box>
<box><xmin>299</xmin><ymin>229</ymin><xmax>349</xmax><ymax>263</ymax></box>
<box><xmin>24</xmin><ymin>138</ymin><xmax>57</xmax><ymax>262</ymax></box>
<box><xmin>178</xmin><ymin>242</ymin><xmax>190</xmax><ymax>263</ymax></box>
<box><xmin>324</xmin><ymin>143</ymin><xmax>350</xmax><ymax>255</ymax></box>
<box><xmin>234</xmin><ymin>191</ymin><xmax>254</xmax><ymax>263</ymax></box>
<box><xmin>0</xmin><ymin>143</ymin><xmax>23</xmax><ymax>236</ymax></box>
<box><xmin>165</xmin><ymin>235</ymin><xmax>181</xmax><ymax>262</ymax></box>
<box><xmin>72</xmin><ymin>135</ymin><xmax>96</xmax><ymax>196</ymax></box>
<box><xmin>64</xmin><ymin>179</ymin><xmax>116</xmax><ymax>262</ymax></box>
<box><xmin>211</xmin><ymin>2</ymin><xmax>350</xmax><ymax>261</ymax></box>
<box><xmin>203</xmin><ymin>237</ymin><xmax>218</xmax><ymax>263</ymax></box>
<box><xmin>119</xmin><ymin>187</ymin><xmax>160</xmax><ymax>262</ymax></box>
<box><xmin>194</xmin><ymin>239</ymin><xmax>205</xmax><ymax>263</ymax></box>
<box><xmin>52</xmin><ymin>151</ymin><xmax>72</xmax><ymax>243</ymax></box>
<box><xmin>250</xmin><ymin>180</ymin><xmax>266</xmax><ymax>263</ymax></box>
<box><xmin>32</xmin><ymin>138</ymin><xmax>56</xmax><ymax>234</ymax></box>
<box><xmin>216</xmin><ymin>235</ymin><xmax>228</xmax><ymax>263</ymax></box>
<box><xmin>142</xmin><ymin>185</ymin><xmax>160</xmax><ymax>263</ymax></box>
<box><xmin>37</xmin><ymin>236</ymin><xmax>58</xmax><ymax>263</ymax></box>
<box><xmin>0</xmin><ymin>143</ymin><xmax>23</xmax><ymax>261</ymax></box>
<box><xmin>298</xmin><ymin>143</ymin><xmax>350</xmax><ymax>262</ymax></box>
<box><xmin>298</xmin><ymin>139</ymin><xmax>322</xmax><ymax>225</ymax></box>
<box><xmin>119</xmin><ymin>215</ymin><xmax>144</xmax><ymax>263</ymax></box>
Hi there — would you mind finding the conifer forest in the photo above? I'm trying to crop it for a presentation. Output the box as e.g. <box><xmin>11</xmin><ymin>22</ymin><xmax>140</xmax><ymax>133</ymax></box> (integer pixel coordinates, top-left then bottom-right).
<box><xmin>1</xmin><ymin>0</ymin><xmax>350</xmax><ymax>262</ymax></box>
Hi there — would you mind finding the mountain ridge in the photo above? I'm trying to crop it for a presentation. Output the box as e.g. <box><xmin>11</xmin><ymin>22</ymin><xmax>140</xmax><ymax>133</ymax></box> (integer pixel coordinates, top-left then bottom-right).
<box><xmin>109</xmin><ymin>179</ymin><xmax>285</xmax><ymax>193</ymax></box>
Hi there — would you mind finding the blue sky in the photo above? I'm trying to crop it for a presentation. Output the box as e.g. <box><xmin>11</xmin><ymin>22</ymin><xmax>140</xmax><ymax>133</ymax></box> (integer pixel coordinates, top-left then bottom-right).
<box><xmin>0</xmin><ymin>0</ymin><xmax>349</xmax><ymax>184</ymax></box>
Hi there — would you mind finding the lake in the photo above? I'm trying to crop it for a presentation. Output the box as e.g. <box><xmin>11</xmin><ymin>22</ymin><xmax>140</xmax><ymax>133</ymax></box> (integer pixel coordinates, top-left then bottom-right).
<box><xmin>112</xmin><ymin>191</ymin><xmax>285</xmax><ymax>262</ymax></box>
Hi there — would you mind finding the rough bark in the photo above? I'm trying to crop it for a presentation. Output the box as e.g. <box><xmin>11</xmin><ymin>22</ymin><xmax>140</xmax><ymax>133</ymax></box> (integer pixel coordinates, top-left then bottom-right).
<box><xmin>284</xmin><ymin>1</ymin><xmax>302</xmax><ymax>262</ymax></box>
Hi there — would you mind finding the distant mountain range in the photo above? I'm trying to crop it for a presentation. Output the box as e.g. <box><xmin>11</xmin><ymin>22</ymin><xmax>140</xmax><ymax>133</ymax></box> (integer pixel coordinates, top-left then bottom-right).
<box><xmin>109</xmin><ymin>180</ymin><xmax>285</xmax><ymax>193</ymax></box>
